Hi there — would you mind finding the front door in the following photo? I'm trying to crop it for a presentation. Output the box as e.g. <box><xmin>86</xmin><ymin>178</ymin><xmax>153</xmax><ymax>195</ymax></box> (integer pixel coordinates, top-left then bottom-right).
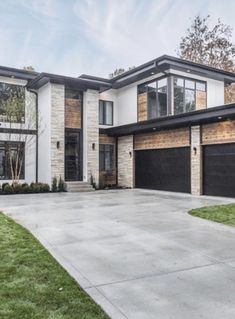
<box><xmin>65</xmin><ymin>130</ymin><xmax>82</xmax><ymax>181</ymax></box>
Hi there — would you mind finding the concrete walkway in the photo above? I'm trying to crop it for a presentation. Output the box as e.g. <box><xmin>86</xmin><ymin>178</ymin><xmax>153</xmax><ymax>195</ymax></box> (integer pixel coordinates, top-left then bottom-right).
<box><xmin>1</xmin><ymin>189</ymin><xmax>235</xmax><ymax>319</ymax></box>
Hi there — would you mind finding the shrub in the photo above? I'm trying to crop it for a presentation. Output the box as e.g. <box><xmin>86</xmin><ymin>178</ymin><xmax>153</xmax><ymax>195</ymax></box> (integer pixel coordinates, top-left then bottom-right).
<box><xmin>4</xmin><ymin>184</ymin><xmax>14</xmax><ymax>194</ymax></box>
<box><xmin>40</xmin><ymin>183</ymin><xmax>50</xmax><ymax>193</ymax></box>
<box><xmin>52</xmin><ymin>177</ymin><xmax>57</xmax><ymax>192</ymax></box>
<box><xmin>13</xmin><ymin>183</ymin><xmax>23</xmax><ymax>194</ymax></box>
<box><xmin>30</xmin><ymin>183</ymin><xmax>40</xmax><ymax>193</ymax></box>
<box><xmin>2</xmin><ymin>183</ymin><xmax>9</xmax><ymax>191</ymax></box>
<box><xmin>23</xmin><ymin>185</ymin><xmax>31</xmax><ymax>193</ymax></box>
<box><xmin>58</xmin><ymin>177</ymin><xmax>66</xmax><ymax>192</ymax></box>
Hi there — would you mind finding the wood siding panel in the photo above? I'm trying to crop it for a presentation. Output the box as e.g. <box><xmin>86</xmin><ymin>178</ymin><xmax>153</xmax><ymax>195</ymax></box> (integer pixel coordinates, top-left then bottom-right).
<box><xmin>99</xmin><ymin>134</ymin><xmax>116</xmax><ymax>186</ymax></box>
<box><xmin>138</xmin><ymin>93</ymin><xmax>148</xmax><ymax>122</ymax></box>
<box><xmin>134</xmin><ymin>128</ymin><xmax>190</xmax><ymax>150</ymax></box>
<box><xmin>196</xmin><ymin>91</ymin><xmax>206</xmax><ymax>110</ymax></box>
<box><xmin>65</xmin><ymin>98</ymin><xmax>81</xmax><ymax>129</ymax></box>
<box><xmin>202</xmin><ymin>120</ymin><xmax>235</xmax><ymax>145</ymax></box>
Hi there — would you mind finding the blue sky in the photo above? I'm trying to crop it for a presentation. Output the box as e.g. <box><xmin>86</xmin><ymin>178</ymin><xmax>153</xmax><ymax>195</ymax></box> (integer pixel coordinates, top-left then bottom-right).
<box><xmin>0</xmin><ymin>0</ymin><xmax>235</xmax><ymax>78</ymax></box>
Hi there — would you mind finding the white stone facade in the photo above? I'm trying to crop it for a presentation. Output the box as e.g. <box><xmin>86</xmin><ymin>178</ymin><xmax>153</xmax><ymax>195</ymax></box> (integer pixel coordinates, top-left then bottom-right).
<box><xmin>118</xmin><ymin>135</ymin><xmax>134</xmax><ymax>188</ymax></box>
<box><xmin>50</xmin><ymin>84</ymin><xmax>65</xmax><ymax>181</ymax></box>
<box><xmin>191</xmin><ymin>125</ymin><xmax>202</xmax><ymax>195</ymax></box>
<box><xmin>83</xmin><ymin>89</ymin><xmax>99</xmax><ymax>186</ymax></box>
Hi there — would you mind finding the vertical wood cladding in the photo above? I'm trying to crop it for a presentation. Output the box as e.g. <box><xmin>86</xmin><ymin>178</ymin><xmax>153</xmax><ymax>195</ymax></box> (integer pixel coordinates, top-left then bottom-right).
<box><xmin>138</xmin><ymin>93</ymin><xmax>148</xmax><ymax>122</ymax></box>
<box><xmin>196</xmin><ymin>91</ymin><xmax>206</xmax><ymax>110</ymax></box>
<box><xmin>65</xmin><ymin>98</ymin><xmax>81</xmax><ymax>129</ymax></box>
<box><xmin>202</xmin><ymin>120</ymin><xmax>235</xmax><ymax>144</ymax></box>
<box><xmin>99</xmin><ymin>134</ymin><xmax>116</xmax><ymax>186</ymax></box>
<box><xmin>134</xmin><ymin>128</ymin><xmax>190</xmax><ymax>150</ymax></box>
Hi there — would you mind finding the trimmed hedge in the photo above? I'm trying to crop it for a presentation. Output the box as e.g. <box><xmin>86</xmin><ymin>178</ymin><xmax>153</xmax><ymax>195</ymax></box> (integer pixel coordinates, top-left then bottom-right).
<box><xmin>0</xmin><ymin>182</ymin><xmax>51</xmax><ymax>195</ymax></box>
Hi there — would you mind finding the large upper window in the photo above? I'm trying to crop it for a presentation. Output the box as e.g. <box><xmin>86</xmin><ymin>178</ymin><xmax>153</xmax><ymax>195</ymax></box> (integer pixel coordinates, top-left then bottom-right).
<box><xmin>0</xmin><ymin>142</ymin><xmax>25</xmax><ymax>180</ymax></box>
<box><xmin>174</xmin><ymin>77</ymin><xmax>207</xmax><ymax>115</ymax></box>
<box><xmin>99</xmin><ymin>100</ymin><xmax>113</xmax><ymax>125</ymax></box>
<box><xmin>138</xmin><ymin>77</ymin><xmax>168</xmax><ymax>120</ymax></box>
<box><xmin>99</xmin><ymin>144</ymin><xmax>114</xmax><ymax>171</ymax></box>
<box><xmin>0</xmin><ymin>83</ymin><xmax>25</xmax><ymax>123</ymax></box>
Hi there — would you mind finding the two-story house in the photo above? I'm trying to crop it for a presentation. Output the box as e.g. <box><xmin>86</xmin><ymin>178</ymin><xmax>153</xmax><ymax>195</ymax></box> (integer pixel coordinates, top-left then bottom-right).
<box><xmin>1</xmin><ymin>55</ymin><xmax>235</xmax><ymax>197</ymax></box>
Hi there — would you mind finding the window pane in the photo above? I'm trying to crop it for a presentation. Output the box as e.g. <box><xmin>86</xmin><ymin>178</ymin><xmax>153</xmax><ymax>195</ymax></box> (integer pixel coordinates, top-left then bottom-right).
<box><xmin>185</xmin><ymin>80</ymin><xmax>195</xmax><ymax>89</ymax></box>
<box><xmin>196</xmin><ymin>82</ymin><xmax>206</xmax><ymax>91</ymax></box>
<box><xmin>185</xmin><ymin>89</ymin><xmax>195</xmax><ymax>112</ymax></box>
<box><xmin>147</xmin><ymin>82</ymin><xmax>157</xmax><ymax>119</ymax></box>
<box><xmin>0</xmin><ymin>145</ymin><xmax>5</xmax><ymax>179</ymax></box>
<box><xmin>174</xmin><ymin>77</ymin><xmax>184</xmax><ymax>87</ymax></box>
<box><xmin>138</xmin><ymin>84</ymin><xmax>147</xmax><ymax>94</ymax></box>
<box><xmin>158</xmin><ymin>78</ymin><xmax>167</xmax><ymax>88</ymax></box>
<box><xmin>174</xmin><ymin>86</ymin><xmax>184</xmax><ymax>115</ymax></box>
<box><xmin>157</xmin><ymin>86</ymin><xmax>167</xmax><ymax>117</ymax></box>
<box><xmin>99</xmin><ymin>101</ymin><xmax>104</xmax><ymax>124</ymax></box>
<box><xmin>105</xmin><ymin>102</ymin><xmax>113</xmax><ymax>125</ymax></box>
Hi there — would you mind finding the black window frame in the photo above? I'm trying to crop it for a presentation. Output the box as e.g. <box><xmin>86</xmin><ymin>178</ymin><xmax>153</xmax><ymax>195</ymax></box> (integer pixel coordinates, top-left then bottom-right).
<box><xmin>137</xmin><ymin>75</ymin><xmax>207</xmax><ymax>120</ymax></box>
<box><xmin>0</xmin><ymin>82</ymin><xmax>26</xmax><ymax>123</ymax></box>
<box><xmin>0</xmin><ymin>141</ymin><xmax>25</xmax><ymax>180</ymax></box>
<box><xmin>173</xmin><ymin>76</ymin><xmax>207</xmax><ymax>115</ymax></box>
<box><xmin>99</xmin><ymin>100</ymin><xmax>113</xmax><ymax>126</ymax></box>
<box><xmin>99</xmin><ymin>144</ymin><xmax>114</xmax><ymax>172</ymax></box>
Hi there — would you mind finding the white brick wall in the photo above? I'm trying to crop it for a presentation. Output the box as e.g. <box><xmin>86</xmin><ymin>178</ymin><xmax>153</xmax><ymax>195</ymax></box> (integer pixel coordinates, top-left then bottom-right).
<box><xmin>51</xmin><ymin>83</ymin><xmax>65</xmax><ymax>181</ymax></box>
<box><xmin>118</xmin><ymin>135</ymin><xmax>134</xmax><ymax>188</ymax></box>
<box><xmin>191</xmin><ymin>125</ymin><xmax>202</xmax><ymax>195</ymax></box>
<box><xmin>85</xmin><ymin>89</ymin><xmax>99</xmax><ymax>186</ymax></box>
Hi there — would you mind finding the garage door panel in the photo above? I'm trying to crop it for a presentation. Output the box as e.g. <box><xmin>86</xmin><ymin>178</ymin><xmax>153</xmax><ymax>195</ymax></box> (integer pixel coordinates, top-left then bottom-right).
<box><xmin>203</xmin><ymin>143</ymin><xmax>235</xmax><ymax>197</ymax></box>
<box><xmin>135</xmin><ymin>147</ymin><xmax>190</xmax><ymax>193</ymax></box>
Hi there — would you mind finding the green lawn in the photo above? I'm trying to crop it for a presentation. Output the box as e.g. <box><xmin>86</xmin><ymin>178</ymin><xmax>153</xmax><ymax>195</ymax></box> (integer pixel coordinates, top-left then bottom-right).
<box><xmin>189</xmin><ymin>203</ymin><xmax>235</xmax><ymax>226</ymax></box>
<box><xmin>0</xmin><ymin>213</ymin><xmax>109</xmax><ymax>319</ymax></box>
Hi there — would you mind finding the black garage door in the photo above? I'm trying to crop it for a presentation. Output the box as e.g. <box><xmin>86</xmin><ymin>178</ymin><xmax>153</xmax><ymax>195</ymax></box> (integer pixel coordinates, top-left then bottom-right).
<box><xmin>135</xmin><ymin>147</ymin><xmax>191</xmax><ymax>193</ymax></box>
<box><xmin>203</xmin><ymin>143</ymin><xmax>235</xmax><ymax>197</ymax></box>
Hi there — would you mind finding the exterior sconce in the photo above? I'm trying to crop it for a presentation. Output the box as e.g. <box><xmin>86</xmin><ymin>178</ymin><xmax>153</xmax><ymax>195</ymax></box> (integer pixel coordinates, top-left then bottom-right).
<box><xmin>193</xmin><ymin>147</ymin><xmax>197</xmax><ymax>155</ymax></box>
<box><xmin>57</xmin><ymin>141</ymin><xmax>60</xmax><ymax>149</ymax></box>
<box><xmin>129</xmin><ymin>151</ymin><xmax>132</xmax><ymax>158</ymax></box>
<box><xmin>92</xmin><ymin>143</ymin><xmax>96</xmax><ymax>150</ymax></box>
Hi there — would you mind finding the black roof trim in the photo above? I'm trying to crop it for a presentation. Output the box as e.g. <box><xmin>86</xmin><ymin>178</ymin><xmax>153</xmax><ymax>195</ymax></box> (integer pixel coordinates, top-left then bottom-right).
<box><xmin>104</xmin><ymin>104</ymin><xmax>235</xmax><ymax>137</ymax></box>
<box><xmin>27</xmin><ymin>72</ymin><xmax>112</xmax><ymax>91</ymax></box>
<box><xmin>109</xmin><ymin>55</ymin><xmax>235</xmax><ymax>89</ymax></box>
<box><xmin>0</xmin><ymin>65</ymin><xmax>38</xmax><ymax>81</ymax></box>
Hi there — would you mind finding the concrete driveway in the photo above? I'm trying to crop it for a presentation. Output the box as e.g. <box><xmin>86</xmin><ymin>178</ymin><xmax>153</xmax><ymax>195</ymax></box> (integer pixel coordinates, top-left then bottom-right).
<box><xmin>1</xmin><ymin>189</ymin><xmax>235</xmax><ymax>319</ymax></box>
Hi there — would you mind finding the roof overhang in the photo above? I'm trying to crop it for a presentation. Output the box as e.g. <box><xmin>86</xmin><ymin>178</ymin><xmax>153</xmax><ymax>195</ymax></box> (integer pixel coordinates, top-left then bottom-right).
<box><xmin>0</xmin><ymin>65</ymin><xmax>38</xmax><ymax>81</ymax></box>
<box><xmin>27</xmin><ymin>73</ymin><xmax>112</xmax><ymax>91</ymax></box>
<box><xmin>110</xmin><ymin>56</ymin><xmax>235</xmax><ymax>89</ymax></box>
<box><xmin>103</xmin><ymin>104</ymin><xmax>235</xmax><ymax>137</ymax></box>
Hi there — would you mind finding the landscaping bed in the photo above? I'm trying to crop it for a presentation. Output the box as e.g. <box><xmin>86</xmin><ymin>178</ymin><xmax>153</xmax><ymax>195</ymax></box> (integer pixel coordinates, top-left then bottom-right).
<box><xmin>0</xmin><ymin>213</ymin><xmax>109</xmax><ymax>319</ymax></box>
<box><xmin>189</xmin><ymin>203</ymin><xmax>235</xmax><ymax>226</ymax></box>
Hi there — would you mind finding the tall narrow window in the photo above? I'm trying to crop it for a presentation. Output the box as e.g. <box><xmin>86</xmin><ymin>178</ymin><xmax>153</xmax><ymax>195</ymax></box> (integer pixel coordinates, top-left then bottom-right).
<box><xmin>99</xmin><ymin>144</ymin><xmax>114</xmax><ymax>171</ymax></box>
<box><xmin>99</xmin><ymin>100</ymin><xmax>113</xmax><ymax>125</ymax></box>
<box><xmin>147</xmin><ymin>82</ymin><xmax>157</xmax><ymax>119</ymax></box>
<box><xmin>157</xmin><ymin>78</ymin><xmax>167</xmax><ymax>117</ymax></box>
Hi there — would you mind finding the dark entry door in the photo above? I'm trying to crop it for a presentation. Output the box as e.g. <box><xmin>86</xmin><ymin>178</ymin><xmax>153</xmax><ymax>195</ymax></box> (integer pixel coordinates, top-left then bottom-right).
<box><xmin>65</xmin><ymin>130</ymin><xmax>82</xmax><ymax>181</ymax></box>
<box><xmin>203</xmin><ymin>143</ymin><xmax>235</xmax><ymax>197</ymax></box>
<box><xmin>135</xmin><ymin>147</ymin><xmax>190</xmax><ymax>193</ymax></box>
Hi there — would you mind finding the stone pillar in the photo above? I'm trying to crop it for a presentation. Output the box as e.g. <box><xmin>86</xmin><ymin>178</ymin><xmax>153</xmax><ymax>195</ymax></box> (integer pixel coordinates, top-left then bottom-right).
<box><xmin>118</xmin><ymin>135</ymin><xmax>134</xmax><ymax>188</ymax></box>
<box><xmin>85</xmin><ymin>89</ymin><xmax>99</xmax><ymax>186</ymax></box>
<box><xmin>51</xmin><ymin>83</ymin><xmax>65</xmax><ymax>182</ymax></box>
<box><xmin>191</xmin><ymin>125</ymin><xmax>202</xmax><ymax>195</ymax></box>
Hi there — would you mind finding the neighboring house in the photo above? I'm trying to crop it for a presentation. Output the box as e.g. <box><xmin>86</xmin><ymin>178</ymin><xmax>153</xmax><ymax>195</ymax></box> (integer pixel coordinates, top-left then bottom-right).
<box><xmin>1</xmin><ymin>55</ymin><xmax>235</xmax><ymax>197</ymax></box>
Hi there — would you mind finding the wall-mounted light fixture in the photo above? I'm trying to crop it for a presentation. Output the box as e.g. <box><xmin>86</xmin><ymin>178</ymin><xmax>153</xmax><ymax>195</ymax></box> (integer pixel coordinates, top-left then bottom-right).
<box><xmin>129</xmin><ymin>151</ymin><xmax>132</xmax><ymax>158</ymax></box>
<box><xmin>92</xmin><ymin>143</ymin><xmax>96</xmax><ymax>150</ymax></box>
<box><xmin>193</xmin><ymin>147</ymin><xmax>197</xmax><ymax>155</ymax></box>
<box><xmin>57</xmin><ymin>141</ymin><xmax>60</xmax><ymax>149</ymax></box>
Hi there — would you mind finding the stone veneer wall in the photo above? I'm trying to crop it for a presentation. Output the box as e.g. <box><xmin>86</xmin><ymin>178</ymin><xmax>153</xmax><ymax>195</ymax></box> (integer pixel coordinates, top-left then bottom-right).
<box><xmin>86</xmin><ymin>89</ymin><xmax>99</xmax><ymax>186</ymax></box>
<box><xmin>191</xmin><ymin>125</ymin><xmax>202</xmax><ymax>195</ymax></box>
<box><xmin>51</xmin><ymin>83</ymin><xmax>65</xmax><ymax>181</ymax></box>
<box><xmin>118</xmin><ymin>135</ymin><xmax>134</xmax><ymax>188</ymax></box>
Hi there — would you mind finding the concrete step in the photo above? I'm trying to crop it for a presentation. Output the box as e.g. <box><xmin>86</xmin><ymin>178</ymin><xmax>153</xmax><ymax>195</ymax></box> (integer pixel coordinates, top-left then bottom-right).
<box><xmin>66</xmin><ymin>181</ymin><xmax>95</xmax><ymax>193</ymax></box>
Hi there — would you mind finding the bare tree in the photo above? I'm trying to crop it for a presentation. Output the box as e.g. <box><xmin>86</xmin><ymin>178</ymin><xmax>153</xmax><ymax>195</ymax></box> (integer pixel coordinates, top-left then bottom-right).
<box><xmin>177</xmin><ymin>15</ymin><xmax>235</xmax><ymax>103</ymax></box>
<box><xmin>109</xmin><ymin>66</ymin><xmax>135</xmax><ymax>79</ymax></box>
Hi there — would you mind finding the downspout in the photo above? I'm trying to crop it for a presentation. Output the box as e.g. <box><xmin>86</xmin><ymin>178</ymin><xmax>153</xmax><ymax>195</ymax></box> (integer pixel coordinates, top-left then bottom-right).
<box><xmin>27</xmin><ymin>88</ymin><xmax>38</xmax><ymax>183</ymax></box>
